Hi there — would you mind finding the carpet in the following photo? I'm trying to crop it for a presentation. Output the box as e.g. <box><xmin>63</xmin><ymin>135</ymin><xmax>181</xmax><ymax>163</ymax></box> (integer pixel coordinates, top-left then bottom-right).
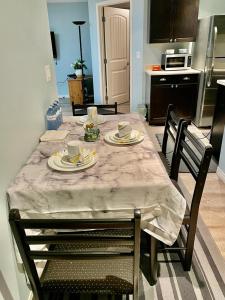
<box><xmin>140</xmin><ymin>215</ymin><xmax>225</xmax><ymax>300</ymax></box>
<box><xmin>155</xmin><ymin>133</ymin><xmax>218</xmax><ymax>173</ymax></box>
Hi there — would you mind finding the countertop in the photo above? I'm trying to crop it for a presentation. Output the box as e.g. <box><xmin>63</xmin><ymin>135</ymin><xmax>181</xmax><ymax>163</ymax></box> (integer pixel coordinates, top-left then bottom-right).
<box><xmin>217</xmin><ymin>80</ymin><xmax>225</xmax><ymax>86</ymax></box>
<box><xmin>145</xmin><ymin>68</ymin><xmax>201</xmax><ymax>76</ymax></box>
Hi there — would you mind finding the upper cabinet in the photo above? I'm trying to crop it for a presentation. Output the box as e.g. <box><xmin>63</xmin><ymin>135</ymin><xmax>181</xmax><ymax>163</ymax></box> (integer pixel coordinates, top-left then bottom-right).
<box><xmin>149</xmin><ymin>0</ymin><xmax>199</xmax><ymax>43</ymax></box>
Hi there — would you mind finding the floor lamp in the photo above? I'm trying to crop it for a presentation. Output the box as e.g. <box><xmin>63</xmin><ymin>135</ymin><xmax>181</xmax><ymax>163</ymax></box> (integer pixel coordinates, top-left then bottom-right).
<box><xmin>73</xmin><ymin>21</ymin><xmax>86</xmax><ymax>77</ymax></box>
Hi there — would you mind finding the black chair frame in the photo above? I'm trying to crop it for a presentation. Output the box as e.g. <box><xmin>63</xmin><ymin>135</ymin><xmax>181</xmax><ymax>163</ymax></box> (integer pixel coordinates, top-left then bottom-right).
<box><xmin>9</xmin><ymin>209</ymin><xmax>141</xmax><ymax>300</ymax></box>
<box><xmin>72</xmin><ymin>102</ymin><xmax>118</xmax><ymax>116</ymax></box>
<box><xmin>160</xmin><ymin>104</ymin><xmax>184</xmax><ymax>176</ymax></box>
<box><xmin>153</xmin><ymin>121</ymin><xmax>213</xmax><ymax>271</ymax></box>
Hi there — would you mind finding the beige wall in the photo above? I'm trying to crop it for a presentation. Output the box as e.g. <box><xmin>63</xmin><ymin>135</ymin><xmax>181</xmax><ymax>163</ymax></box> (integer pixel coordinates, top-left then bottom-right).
<box><xmin>0</xmin><ymin>0</ymin><xmax>57</xmax><ymax>299</ymax></box>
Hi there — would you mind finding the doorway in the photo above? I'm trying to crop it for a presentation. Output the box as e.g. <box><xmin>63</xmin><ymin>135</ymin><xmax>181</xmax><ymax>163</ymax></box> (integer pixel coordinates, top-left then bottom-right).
<box><xmin>98</xmin><ymin>1</ymin><xmax>131</xmax><ymax>113</ymax></box>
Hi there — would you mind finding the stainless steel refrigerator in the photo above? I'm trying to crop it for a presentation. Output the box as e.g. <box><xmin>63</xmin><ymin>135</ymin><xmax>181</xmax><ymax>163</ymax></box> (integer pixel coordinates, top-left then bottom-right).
<box><xmin>192</xmin><ymin>15</ymin><xmax>225</xmax><ymax>127</ymax></box>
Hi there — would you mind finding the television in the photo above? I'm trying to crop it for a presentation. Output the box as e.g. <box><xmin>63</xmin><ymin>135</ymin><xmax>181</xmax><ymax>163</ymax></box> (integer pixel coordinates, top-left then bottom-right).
<box><xmin>50</xmin><ymin>31</ymin><xmax>57</xmax><ymax>59</ymax></box>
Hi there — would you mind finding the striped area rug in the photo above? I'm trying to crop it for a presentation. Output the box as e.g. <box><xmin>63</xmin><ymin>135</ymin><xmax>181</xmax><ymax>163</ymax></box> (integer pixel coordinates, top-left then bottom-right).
<box><xmin>140</xmin><ymin>216</ymin><xmax>225</xmax><ymax>300</ymax></box>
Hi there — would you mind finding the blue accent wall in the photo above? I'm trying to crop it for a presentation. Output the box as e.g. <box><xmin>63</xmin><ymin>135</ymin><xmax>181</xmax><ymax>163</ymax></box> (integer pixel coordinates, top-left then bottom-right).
<box><xmin>47</xmin><ymin>2</ymin><xmax>92</xmax><ymax>96</ymax></box>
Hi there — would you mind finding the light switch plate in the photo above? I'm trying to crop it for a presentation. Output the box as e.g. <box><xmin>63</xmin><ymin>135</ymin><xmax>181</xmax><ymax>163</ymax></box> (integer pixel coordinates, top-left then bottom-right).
<box><xmin>44</xmin><ymin>65</ymin><xmax>51</xmax><ymax>82</ymax></box>
<box><xmin>136</xmin><ymin>51</ymin><xmax>141</xmax><ymax>59</ymax></box>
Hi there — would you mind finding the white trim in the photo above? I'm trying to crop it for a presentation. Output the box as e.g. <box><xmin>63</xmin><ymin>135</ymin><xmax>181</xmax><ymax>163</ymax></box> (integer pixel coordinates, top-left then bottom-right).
<box><xmin>28</xmin><ymin>291</ymin><xmax>33</xmax><ymax>300</ymax></box>
<box><xmin>96</xmin><ymin>0</ymin><xmax>132</xmax><ymax>108</ymax></box>
<box><xmin>216</xmin><ymin>166</ymin><xmax>225</xmax><ymax>183</ymax></box>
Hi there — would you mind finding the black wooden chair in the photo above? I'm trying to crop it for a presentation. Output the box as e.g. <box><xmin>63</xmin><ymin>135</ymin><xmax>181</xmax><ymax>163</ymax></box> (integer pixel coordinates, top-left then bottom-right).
<box><xmin>9</xmin><ymin>209</ymin><xmax>141</xmax><ymax>300</ymax></box>
<box><xmin>151</xmin><ymin>121</ymin><xmax>213</xmax><ymax>272</ymax></box>
<box><xmin>158</xmin><ymin>104</ymin><xmax>184</xmax><ymax>176</ymax></box>
<box><xmin>72</xmin><ymin>102</ymin><xmax>118</xmax><ymax>116</ymax></box>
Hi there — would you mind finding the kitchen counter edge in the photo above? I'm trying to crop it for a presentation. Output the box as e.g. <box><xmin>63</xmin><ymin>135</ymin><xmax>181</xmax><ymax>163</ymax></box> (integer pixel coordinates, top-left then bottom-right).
<box><xmin>145</xmin><ymin>69</ymin><xmax>201</xmax><ymax>76</ymax></box>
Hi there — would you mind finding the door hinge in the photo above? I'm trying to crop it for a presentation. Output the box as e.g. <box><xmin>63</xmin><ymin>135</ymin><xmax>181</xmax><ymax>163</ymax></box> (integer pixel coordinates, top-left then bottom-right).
<box><xmin>104</xmin><ymin>58</ymin><xmax>107</xmax><ymax>64</ymax></box>
<box><xmin>105</xmin><ymin>95</ymin><xmax>108</xmax><ymax>102</ymax></box>
<box><xmin>102</xmin><ymin>16</ymin><xmax>106</xmax><ymax>22</ymax></box>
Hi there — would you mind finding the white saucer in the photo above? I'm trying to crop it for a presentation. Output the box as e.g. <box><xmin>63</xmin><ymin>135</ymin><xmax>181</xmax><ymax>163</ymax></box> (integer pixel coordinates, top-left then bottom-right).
<box><xmin>77</xmin><ymin>115</ymin><xmax>105</xmax><ymax>125</ymax></box>
<box><xmin>104</xmin><ymin>130</ymin><xmax>144</xmax><ymax>145</ymax></box>
<box><xmin>48</xmin><ymin>155</ymin><xmax>97</xmax><ymax>172</ymax></box>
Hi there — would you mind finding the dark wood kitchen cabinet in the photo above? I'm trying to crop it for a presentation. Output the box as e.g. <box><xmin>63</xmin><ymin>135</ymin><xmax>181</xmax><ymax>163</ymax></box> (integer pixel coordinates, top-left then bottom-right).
<box><xmin>149</xmin><ymin>0</ymin><xmax>199</xmax><ymax>43</ymax></box>
<box><xmin>149</xmin><ymin>74</ymin><xmax>199</xmax><ymax>125</ymax></box>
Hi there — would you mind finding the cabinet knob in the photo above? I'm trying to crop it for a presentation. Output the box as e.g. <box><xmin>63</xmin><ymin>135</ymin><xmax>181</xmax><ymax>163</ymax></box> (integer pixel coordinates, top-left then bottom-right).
<box><xmin>174</xmin><ymin>38</ymin><xmax>177</xmax><ymax>42</ymax></box>
<box><xmin>175</xmin><ymin>84</ymin><xmax>178</xmax><ymax>88</ymax></box>
<box><xmin>160</xmin><ymin>78</ymin><xmax>167</xmax><ymax>82</ymax></box>
<box><xmin>171</xmin><ymin>84</ymin><xmax>174</xmax><ymax>88</ymax></box>
<box><xmin>170</xmin><ymin>39</ymin><xmax>173</xmax><ymax>43</ymax></box>
<box><xmin>183</xmin><ymin>76</ymin><xmax>190</xmax><ymax>81</ymax></box>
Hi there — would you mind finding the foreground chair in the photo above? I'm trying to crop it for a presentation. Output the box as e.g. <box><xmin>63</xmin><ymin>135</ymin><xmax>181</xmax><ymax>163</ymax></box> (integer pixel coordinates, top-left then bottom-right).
<box><xmin>158</xmin><ymin>104</ymin><xmax>184</xmax><ymax>176</ymax></box>
<box><xmin>9</xmin><ymin>209</ymin><xmax>141</xmax><ymax>300</ymax></box>
<box><xmin>72</xmin><ymin>102</ymin><xmax>118</xmax><ymax>116</ymax></box>
<box><xmin>152</xmin><ymin>121</ymin><xmax>213</xmax><ymax>271</ymax></box>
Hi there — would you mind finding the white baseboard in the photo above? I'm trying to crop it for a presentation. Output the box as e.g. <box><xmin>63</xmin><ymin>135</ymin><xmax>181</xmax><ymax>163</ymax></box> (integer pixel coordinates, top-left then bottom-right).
<box><xmin>217</xmin><ymin>166</ymin><xmax>225</xmax><ymax>183</ymax></box>
<box><xmin>28</xmin><ymin>291</ymin><xmax>33</xmax><ymax>300</ymax></box>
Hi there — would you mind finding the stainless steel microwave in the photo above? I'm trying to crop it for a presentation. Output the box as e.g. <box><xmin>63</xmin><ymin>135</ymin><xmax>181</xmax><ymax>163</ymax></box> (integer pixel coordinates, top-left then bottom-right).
<box><xmin>161</xmin><ymin>54</ymin><xmax>192</xmax><ymax>70</ymax></box>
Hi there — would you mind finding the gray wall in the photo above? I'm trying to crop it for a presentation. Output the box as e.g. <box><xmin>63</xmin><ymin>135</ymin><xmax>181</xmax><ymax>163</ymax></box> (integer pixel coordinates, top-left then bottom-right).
<box><xmin>0</xmin><ymin>0</ymin><xmax>57</xmax><ymax>299</ymax></box>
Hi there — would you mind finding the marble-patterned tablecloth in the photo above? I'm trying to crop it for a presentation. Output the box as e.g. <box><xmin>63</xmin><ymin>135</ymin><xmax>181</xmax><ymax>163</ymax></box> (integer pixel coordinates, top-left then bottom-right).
<box><xmin>7</xmin><ymin>113</ymin><xmax>186</xmax><ymax>246</ymax></box>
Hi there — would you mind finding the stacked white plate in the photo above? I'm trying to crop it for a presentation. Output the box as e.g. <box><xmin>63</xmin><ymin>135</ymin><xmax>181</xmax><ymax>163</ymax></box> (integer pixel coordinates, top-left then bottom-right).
<box><xmin>48</xmin><ymin>148</ymin><xmax>97</xmax><ymax>172</ymax></box>
<box><xmin>104</xmin><ymin>130</ymin><xmax>144</xmax><ymax>145</ymax></box>
<box><xmin>77</xmin><ymin>115</ymin><xmax>105</xmax><ymax>125</ymax></box>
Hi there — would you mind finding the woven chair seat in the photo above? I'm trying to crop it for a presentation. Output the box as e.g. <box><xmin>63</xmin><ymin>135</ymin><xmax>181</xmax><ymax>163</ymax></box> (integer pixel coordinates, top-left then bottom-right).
<box><xmin>50</xmin><ymin>240</ymin><xmax>134</xmax><ymax>252</ymax></box>
<box><xmin>70</xmin><ymin>229</ymin><xmax>133</xmax><ymax>238</ymax></box>
<box><xmin>41</xmin><ymin>257</ymin><xmax>133</xmax><ymax>294</ymax></box>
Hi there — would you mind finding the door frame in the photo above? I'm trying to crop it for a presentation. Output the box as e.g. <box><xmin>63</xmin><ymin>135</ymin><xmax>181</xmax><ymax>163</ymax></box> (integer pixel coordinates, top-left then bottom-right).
<box><xmin>96</xmin><ymin>0</ymin><xmax>132</xmax><ymax>110</ymax></box>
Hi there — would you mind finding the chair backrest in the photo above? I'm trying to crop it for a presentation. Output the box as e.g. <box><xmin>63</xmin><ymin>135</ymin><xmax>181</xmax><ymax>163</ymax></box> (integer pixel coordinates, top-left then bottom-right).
<box><xmin>162</xmin><ymin>104</ymin><xmax>184</xmax><ymax>157</ymax></box>
<box><xmin>9</xmin><ymin>209</ymin><xmax>140</xmax><ymax>300</ymax></box>
<box><xmin>170</xmin><ymin>121</ymin><xmax>213</xmax><ymax>218</ymax></box>
<box><xmin>72</xmin><ymin>102</ymin><xmax>118</xmax><ymax>116</ymax></box>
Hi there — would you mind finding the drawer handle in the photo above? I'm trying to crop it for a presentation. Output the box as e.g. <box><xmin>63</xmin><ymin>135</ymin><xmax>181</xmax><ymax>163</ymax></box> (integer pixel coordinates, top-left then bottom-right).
<box><xmin>170</xmin><ymin>39</ymin><xmax>173</xmax><ymax>43</ymax></box>
<box><xmin>160</xmin><ymin>78</ymin><xmax>167</xmax><ymax>82</ymax></box>
<box><xmin>171</xmin><ymin>84</ymin><xmax>174</xmax><ymax>88</ymax></box>
<box><xmin>183</xmin><ymin>77</ymin><xmax>190</xmax><ymax>81</ymax></box>
<box><xmin>175</xmin><ymin>84</ymin><xmax>178</xmax><ymax>88</ymax></box>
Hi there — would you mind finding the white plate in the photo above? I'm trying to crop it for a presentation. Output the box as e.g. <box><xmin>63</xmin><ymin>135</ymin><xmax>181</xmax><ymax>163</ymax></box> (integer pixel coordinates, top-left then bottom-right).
<box><xmin>104</xmin><ymin>130</ymin><xmax>144</xmax><ymax>145</ymax></box>
<box><xmin>77</xmin><ymin>115</ymin><xmax>105</xmax><ymax>125</ymax></box>
<box><xmin>48</xmin><ymin>153</ymin><xmax>97</xmax><ymax>172</ymax></box>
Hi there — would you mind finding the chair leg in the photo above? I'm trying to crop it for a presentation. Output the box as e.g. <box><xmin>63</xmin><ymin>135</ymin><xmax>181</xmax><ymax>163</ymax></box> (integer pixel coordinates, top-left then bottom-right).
<box><xmin>150</xmin><ymin>236</ymin><xmax>158</xmax><ymax>286</ymax></box>
<box><xmin>183</xmin><ymin>224</ymin><xmax>197</xmax><ymax>271</ymax></box>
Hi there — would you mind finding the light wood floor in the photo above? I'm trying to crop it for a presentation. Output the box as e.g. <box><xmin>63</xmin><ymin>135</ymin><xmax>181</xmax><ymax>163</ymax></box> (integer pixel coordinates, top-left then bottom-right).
<box><xmin>146</xmin><ymin>124</ymin><xmax>225</xmax><ymax>260</ymax></box>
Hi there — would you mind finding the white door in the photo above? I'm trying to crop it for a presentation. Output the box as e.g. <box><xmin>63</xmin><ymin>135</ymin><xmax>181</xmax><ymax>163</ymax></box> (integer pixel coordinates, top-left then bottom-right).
<box><xmin>104</xmin><ymin>7</ymin><xmax>130</xmax><ymax>104</ymax></box>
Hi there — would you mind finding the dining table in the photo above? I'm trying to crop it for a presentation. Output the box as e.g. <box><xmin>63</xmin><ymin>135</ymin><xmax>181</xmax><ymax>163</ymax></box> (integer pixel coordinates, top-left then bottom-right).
<box><xmin>7</xmin><ymin>113</ymin><xmax>186</xmax><ymax>246</ymax></box>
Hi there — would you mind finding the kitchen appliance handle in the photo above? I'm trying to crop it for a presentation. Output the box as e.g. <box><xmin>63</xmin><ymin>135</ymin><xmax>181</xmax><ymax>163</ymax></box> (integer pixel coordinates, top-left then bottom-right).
<box><xmin>207</xmin><ymin>26</ymin><xmax>218</xmax><ymax>87</ymax></box>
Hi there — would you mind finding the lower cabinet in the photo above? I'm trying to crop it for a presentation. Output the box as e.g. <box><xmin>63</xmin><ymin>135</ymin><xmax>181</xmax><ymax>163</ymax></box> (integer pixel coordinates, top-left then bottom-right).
<box><xmin>149</xmin><ymin>74</ymin><xmax>199</xmax><ymax>125</ymax></box>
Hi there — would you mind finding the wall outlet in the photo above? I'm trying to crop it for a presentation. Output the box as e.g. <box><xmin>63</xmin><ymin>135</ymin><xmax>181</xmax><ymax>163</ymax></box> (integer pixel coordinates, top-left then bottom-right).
<box><xmin>44</xmin><ymin>65</ymin><xmax>51</xmax><ymax>82</ymax></box>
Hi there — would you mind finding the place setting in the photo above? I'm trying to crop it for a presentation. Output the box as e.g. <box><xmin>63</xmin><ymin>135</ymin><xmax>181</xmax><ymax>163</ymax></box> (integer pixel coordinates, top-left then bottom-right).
<box><xmin>48</xmin><ymin>140</ymin><xmax>97</xmax><ymax>172</ymax></box>
<box><xmin>104</xmin><ymin>121</ymin><xmax>144</xmax><ymax>145</ymax></box>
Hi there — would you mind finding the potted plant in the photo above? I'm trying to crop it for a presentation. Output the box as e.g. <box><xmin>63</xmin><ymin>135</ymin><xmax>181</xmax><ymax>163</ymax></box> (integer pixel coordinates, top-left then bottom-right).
<box><xmin>71</xmin><ymin>59</ymin><xmax>87</xmax><ymax>77</ymax></box>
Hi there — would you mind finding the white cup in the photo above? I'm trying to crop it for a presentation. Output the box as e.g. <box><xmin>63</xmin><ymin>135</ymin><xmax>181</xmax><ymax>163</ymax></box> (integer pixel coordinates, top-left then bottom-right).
<box><xmin>118</xmin><ymin>121</ymin><xmax>132</xmax><ymax>138</ymax></box>
<box><xmin>67</xmin><ymin>141</ymin><xmax>81</xmax><ymax>158</ymax></box>
<box><xmin>87</xmin><ymin>107</ymin><xmax>98</xmax><ymax>122</ymax></box>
